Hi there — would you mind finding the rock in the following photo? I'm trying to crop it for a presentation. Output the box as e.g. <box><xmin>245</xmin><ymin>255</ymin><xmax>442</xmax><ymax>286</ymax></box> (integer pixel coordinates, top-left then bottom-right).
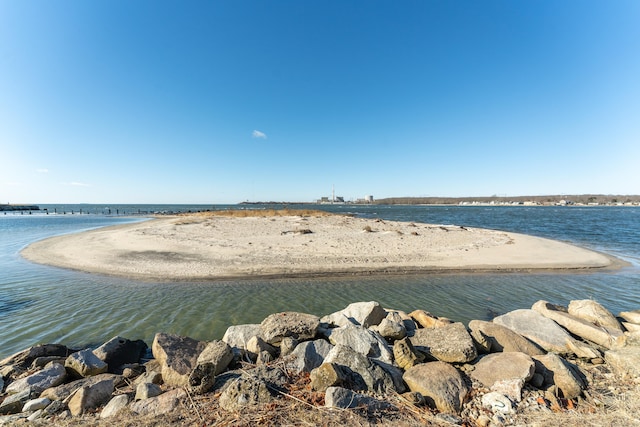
<box><xmin>93</xmin><ymin>336</ymin><xmax>148</xmax><ymax>373</ymax></box>
<box><xmin>605</xmin><ymin>347</ymin><xmax>640</xmax><ymax>378</ymax></box>
<box><xmin>286</xmin><ymin>339</ymin><xmax>333</xmax><ymax>374</ymax></box>
<box><xmin>151</xmin><ymin>333</ymin><xmax>207</xmax><ymax>387</ymax></box>
<box><xmin>393</xmin><ymin>337</ymin><xmax>424</xmax><ymax>370</ymax></box>
<box><xmin>31</xmin><ymin>356</ymin><xmax>67</xmax><ymax>369</ymax></box>
<box><xmin>0</xmin><ymin>388</ymin><xmax>35</xmax><ymax>415</ymax></box>
<box><xmin>67</xmin><ymin>377</ymin><xmax>115</xmax><ymax>416</ymax></box>
<box><xmin>493</xmin><ymin>309</ymin><xmax>599</xmax><ymax>358</ymax></box>
<box><xmin>533</xmin><ymin>353</ymin><xmax>585</xmax><ymax>399</ymax></box>
<box><xmin>371</xmin><ymin>311</ymin><xmax>407</xmax><ymax>340</ymax></box>
<box><xmin>246</xmin><ymin>336</ymin><xmax>277</xmax><ymax>360</ymax></box>
<box><xmin>409</xmin><ymin>322</ymin><xmax>477</xmax><ymax>363</ymax></box>
<box><xmin>482</xmin><ymin>391</ymin><xmax>515</xmax><ymax>415</ymax></box>
<box><xmin>327</xmin><ymin>324</ymin><xmax>393</xmax><ymax>364</ymax></box>
<box><xmin>568</xmin><ymin>300</ymin><xmax>624</xmax><ymax>333</ymax></box>
<box><xmin>622</xmin><ymin>322</ymin><xmax>640</xmax><ymax>333</ymax></box>
<box><xmin>532</xmin><ymin>300</ymin><xmax>624</xmax><ymax>349</ymax></box>
<box><xmin>324</xmin><ymin>386</ymin><xmax>394</xmax><ymax>410</ymax></box>
<box><xmin>5</xmin><ymin>362</ymin><xmax>67</xmax><ymax>395</ymax></box>
<box><xmin>321</xmin><ymin>301</ymin><xmax>387</xmax><ymax>328</ymax></box>
<box><xmin>409</xmin><ymin>310</ymin><xmax>452</xmax><ymax>329</ymax></box>
<box><xmin>122</xmin><ymin>363</ymin><xmax>145</xmax><ymax>379</ymax></box>
<box><xmin>403</xmin><ymin>361</ymin><xmax>469</xmax><ymax>414</ymax></box>
<box><xmin>22</xmin><ymin>397</ymin><xmax>51</xmax><ymax>412</ymax></box>
<box><xmin>100</xmin><ymin>394</ymin><xmax>129</xmax><ymax>419</ymax></box>
<box><xmin>323</xmin><ymin>344</ymin><xmax>398</xmax><ymax>393</ymax></box>
<box><xmin>260</xmin><ymin>311</ymin><xmax>320</xmax><ymax>345</ymax></box>
<box><xmin>133</xmin><ymin>370</ymin><xmax>162</xmax><ymax>387</ymax></box>
<box><xmin>130</xmin><ymin>388</ymin><xmax>186</xmax><ymax>416</ymax></box>
<box><xmin>490</xmin><ymin>378</ymin><xmax>525</xmax><ymax>402</ymax></box>
<box><xmin>0</xmin><ymin>344</ymin><xmax>71</xmax><ymax>372</ymax></box>
<box><xmin>0</xmin><ymin>376</ymin><xmax>3</xmax><ymax>393</ymax></box>
<box><xmin>279</xmin><ymin>337</ymin><xmax>298</xmax><ymax>357</ymax></box>
<box><xmin>310</xmin><ymin>363</ymin><xmax>346</xmax><ymax>391</ymax></box>
<box><xmin>222</xmin><ymin>324</ymin><xmax>262</xmax><ymax>355</ymax></box>
<box><xmin>218</xmin><ymin>367</ymin><xmax>286</xmax><ymax>412</ymax></box>
<box><xmin>471</xmin><ymin>352</ymin><xmax>535</xmax><ymax>388</ymax></box>
<box><xmin>188</xmin><ymin>340</ymin><xmax>234</xmax><ymax>394</ymax></box>
<box><xmin>65</xmin><ymin>349</ymin><xmax>109</xmax><ymax>378</ymax></box>
<box><xmin>26</xmin><ymin>409</ymin><xmax>43</xmax><ymax>421</ymax></box>
<box><xmin>468</xmin><ymin>320</ymin><xmax>545</xmax><ymax>355</ymax></box>
<box><xmin>40</xmin><ymin>373</ymin><xmax>122</xmax><ymax>401</ymax></box>
<box><xmin>136</xmin><ymin>382</ymin><xmax>163</xmax><ymax>400</ymax></box>
<box><xmin>619</xmin><ymin>310</ymin><xmax>640</xmax><ymax>325</ymax></box>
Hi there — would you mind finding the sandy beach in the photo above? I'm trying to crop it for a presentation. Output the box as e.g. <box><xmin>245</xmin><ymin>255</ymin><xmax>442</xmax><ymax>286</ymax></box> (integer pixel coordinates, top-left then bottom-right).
<box><xmin>21</xmin><ymin>210</ymin><xmax>618</xmax><ymax>280</ymax></box>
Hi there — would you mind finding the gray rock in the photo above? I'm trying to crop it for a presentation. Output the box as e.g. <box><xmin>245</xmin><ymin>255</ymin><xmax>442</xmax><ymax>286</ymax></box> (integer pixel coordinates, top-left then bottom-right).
<box><xmin>218</xmin><ymin>376</ymin><xmax>273</xmax><ymax>412</ymax></box>
<box><xmin>482</xmin><ymin>391</ymin><xmax>515</xmax><ymax>415</ymax></box>
<box><xmin>605</xmin><ymin>347</ymin><xmax>640</xmax><ymax>378</ymax></box>
<box><xmin>130</xmin><ymin>388</ymin><xmax>186</xmax><ymax>416</ymax></box>
<box><xmin>310</xmin><ymin>363</ymin><xmax>346</xmax><ymax>391</ymax></box>
<box><xmin>65</xmin><ymin>349</ymin><xmax>108</xmax><ymax>378</ymax></box>
<box><xmin>0</xmin><ymin>376</ymin><xmax>3</xmax><ymax>393</ymax></box>
<box><xmin>327</xmin><ymin>324</ymin><xmax>393</xmax><ymax>364</ymax></box>
<box><xmin>532</xmin><ymin>300</ymin><xmax>624</xmax><ymax>349</ymax></box>
<box><xmin>222</xmin><ymin>324</ymin><xmax>262</xmax><ymax>355</ymax></box>
<box><xmin>403</xmin><ymin>361</ymin><xmax>469</xmax><ymax>414</ymax></box>
<box><xmin>133</xmin><ymin>370</ymin><xmax>162</xmax><ymax>387</ymax></box>
<box><xmin>568</xmin><ymin>300</ymin><xmax>623</xmax><ymax>333</ymax></box>
<box><xmin>5</xmin><ymin>362</ymin><xmax>66</xmax><ymax>395</ymax></box>
<box><xmin>188</xmin><ymin>340</ymin><xmax>234</xmax><ymax>394</ymax></box>
<box><xmin>410</xmin><ymin>322</ymin><xmax>477</xmax><ymax>363</ymax></box>
<box><xmin>0</xmin><ymin>344</ymin><xmax>71</xmax><ymax>372</ymax></box>
<box><xmin>260</xmin><ymin>311</ymin><xmax>320</xmax><ymax>344</ymax></box>
<box><xmin>324</xmin><ymin>344</ymin><xmax>397</xmax><ymax>393</ymax></box>
<box><xmin>471</xmin><ymin>352</ymin><xmax>535</xmax><ymax>388</ymax></box>
<box><xmin>533</xmin><ymin>353</ymin><xmax>585</xmax><ymax>399</ymax></box>
<box><xmin>0</xmin><ymin>388</ymin><xmax>35</xmax><ymax>415</ymax></box>
<box><xmin>493</xmin><ymin>309</ymin><xmax>599</xmax><ymax>358</ymax></box>
<box><xmin>490</xmin><ymin>378</ymin><xmax>525</xmax><ymax>402</ymax></box>
<box><xmin>372</xmin><ymin>311</ymin><xmax>407</xmax><ymax>340</ymax></box>
<box><xmin>324</xmin><ymin>386</ymin><xmax>394</xmax><ymax>410</ymax></box>
<box><xmin>40</xmin><ymin>373</ymin><xmax>122</xmax><ymax>401</ymax></box>
<box><xmin>246</xmin><ymin>336</ymin><xmax>277</xmax><ymax>360</ymax></box>
<box><xmin>22</xmin><ymin>397</ymin><xmax>51</xmax><ymax>412</ymax></box>
<box><xmin>619</xmin><ymin>310</ymin><xmax>640</xmax><ymax>325</ymax></box>
<box><xmin>286</xmin><ymin>339</ymin><xmax>333</xmax><ymax>374</ymax></box>
<box><xmin>279</xmin><ymin>337</ymin><xmax>298</xmax><ymax>357</ymax></box>
<box><xmin>151</xmin><ymin>332</ymin><xmax>207</xmax><ymax>387</ymax></box>
<box><xmin>26</xmin><ymin>409</ymin><xmax>44</xmax><ymax>422</ymax></box>
<box><xmin>100</xmin><ymin>394</ymin><xmax>129</xmax><ymax>419</ymax></box>
<box><xmin>468</xmin><ymin>319</ymin><xmax>545</xmax><ymax>355</ymax></box>
<box><xmin>135</xmin><ymin>382</ymin><xmax>163</xmax><ymax>400</ymax></box>
<box><xmin>67</xmin><ymin>377</ymin><xmax>115</xmax><ymax>416</ymax></box>
<box><xmin>321</xmin><ymin>301</ymin><xmax>387</xmax><ymax>328</ymax></box>
<box><xmin>93</xmin><ymin>336</ymin><xmax>147</xmax><ymax>373</ymax></box>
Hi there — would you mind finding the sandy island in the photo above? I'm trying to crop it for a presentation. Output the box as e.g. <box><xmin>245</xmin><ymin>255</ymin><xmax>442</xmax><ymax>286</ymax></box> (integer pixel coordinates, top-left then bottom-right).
<box><xmin>21</xmin><ymin>210</ymin><xmax>621</xmax><ymax>280</ymax></box>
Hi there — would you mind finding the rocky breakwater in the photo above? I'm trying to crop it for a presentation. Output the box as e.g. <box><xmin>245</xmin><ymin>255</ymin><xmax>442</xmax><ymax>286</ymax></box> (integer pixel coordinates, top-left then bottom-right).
<box><xmin>2</xmin><ymin>299</ymin><xmax>640</xmax><ymax>426</ymax></box>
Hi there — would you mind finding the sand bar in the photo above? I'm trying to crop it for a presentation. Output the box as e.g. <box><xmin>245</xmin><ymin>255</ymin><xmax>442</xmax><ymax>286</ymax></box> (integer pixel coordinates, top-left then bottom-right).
<box><xmin>21</xmin><ymin>211</ymin><xmax>620</xmax><ymax>280</ymax></box>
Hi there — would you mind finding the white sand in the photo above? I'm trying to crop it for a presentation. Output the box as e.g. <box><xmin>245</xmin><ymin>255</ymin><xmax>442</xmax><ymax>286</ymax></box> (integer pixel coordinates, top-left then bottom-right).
<box><xmin>21</xmin><ymin>213</ymin><xmax>618</xmax><ymax>280</ymax></box>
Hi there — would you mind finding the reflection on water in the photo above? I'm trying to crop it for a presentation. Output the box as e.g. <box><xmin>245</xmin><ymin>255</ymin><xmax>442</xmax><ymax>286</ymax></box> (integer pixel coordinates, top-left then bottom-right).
<box><xmin>1</xmin><ymin>205</ymin><xmax>639</xmax><ymax>358</ymax></box>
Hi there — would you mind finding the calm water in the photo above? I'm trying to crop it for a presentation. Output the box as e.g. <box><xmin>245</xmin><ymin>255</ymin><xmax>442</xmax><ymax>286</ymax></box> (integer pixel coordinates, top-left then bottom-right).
<box><xmin>1</xmin><ymin>204</ymin><xmax>639</xmax><ymax>358</ymax></box>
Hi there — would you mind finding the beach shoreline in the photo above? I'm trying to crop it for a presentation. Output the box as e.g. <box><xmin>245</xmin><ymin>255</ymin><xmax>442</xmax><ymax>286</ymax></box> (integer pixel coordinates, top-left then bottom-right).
<box><xmin>20</xmin><ymin>211</ymin><xmax>624</xmax><ymax>281</ymax></box>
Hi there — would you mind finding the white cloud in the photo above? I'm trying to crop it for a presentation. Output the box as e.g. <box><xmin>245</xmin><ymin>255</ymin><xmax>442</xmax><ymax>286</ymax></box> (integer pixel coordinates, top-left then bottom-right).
<box><xmin>252</xmin><ymin>130</ymin><xmax>267</xmax><ymax>139</ymax></box>
<box><xmin>68</xmin><ymin>182</ymin><xmax>91</xmax><ymax>187</ymax></box>
<box><xmin>36</xmin><ymin>168</ymin><xmax>49</xmax><ymax>173</ymax></box>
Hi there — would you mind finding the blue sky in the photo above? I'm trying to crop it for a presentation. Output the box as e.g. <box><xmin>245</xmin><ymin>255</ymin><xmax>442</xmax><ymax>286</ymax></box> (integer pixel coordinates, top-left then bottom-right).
<box><xmin>1</xmin><ymin>1</ymin><xmax>639</xmax><ymax>204</ymax></box>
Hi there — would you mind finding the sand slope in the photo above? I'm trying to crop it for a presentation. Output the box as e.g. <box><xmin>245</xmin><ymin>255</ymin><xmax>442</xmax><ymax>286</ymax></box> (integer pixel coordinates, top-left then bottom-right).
<box><xmin>21</xmin><ymin>213</ymin><xmax>617</xmax><ymax>280</ymax></box>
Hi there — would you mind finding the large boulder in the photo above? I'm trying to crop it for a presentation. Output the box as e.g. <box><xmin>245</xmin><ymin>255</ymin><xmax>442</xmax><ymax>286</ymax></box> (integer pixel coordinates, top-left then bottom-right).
<box><xmin>532</xmin><ymin>300</ymin><xmax>624</xmax><ymax>349</ymax></box>
<box><xmin>93</xmin><ymin>336</ymin><xmax>147</xmax><ymax>373</ymax></box>
<box><xmin>532</xmin><ymin>353</ymin><xmax>585</xmax><ymax>399</ymax></box>
<box><xmin>325</xmin><ymin>386</ymin><xmax>394</xmax><ymax>410</ymax></box>
<box><xmin>0</xmin><ymin>388</ymin><xmax>36</xmax><ymax>415</ymax></box>
<box><xmin>129</xmin><ymin>388</ymin><xmax>187</xmax><ymax>416</ymax></box>
<box><xmin>619</xmin><ymin>310</ymin><xmax>640</xmax><ymax>325</ymax></box>
<box><xmin>371</xmin><ymin>311</ymin><xmax>407</xmax><ymax>340</ymax></box>
<box><xmin>323</xmin><ymin>344</ymin><xmax>398</xmax><ymax>393</ymax></box>
<box><xmin>468</xmin><ymin>320</ymin><xmax>545</xmax><ymax>355</ymax></box>
<box><xmin>568</xmin><ymin>300</ymin><xmax>623</xmax><ymax>333</ymax></box>
<box><xmin>286</xmin><ymin>339</ymin><xmax>333</xmax><ymax>374</ymax></box>
<box><xmin>100</xmin><ymin>394</ymin><xmax>129</xmax><ymax>419</ymax></box>
<box><xmin>65</xmin><ymin>349</ymin><xmax>108</xmax><ymax>378</ymax></box>
<box><xmin>218</xmin><ymin>366</ymin><xmax>287</xmax><ymax>412</ymax></box>
<box><xmin>40</xmin><ymin>373</ymin><xmax>122</xmax><ymax>401</ymax></box>
<box><xmin>409</xmin><ymin>310</ymin><xmax>452</xmax><ymax>329</ymax></box>
<box><xmin>222</xmin><ymin>324</ymin><xmax>262</xmax><ymax>356</ymax></box>
<box><xmin>151</xmin><ymin>333</ymin><xmax>207</xmax><ymax>387</ymax></box>
<box><xmin>605</xmin><ymin>347</ymin><xmax>640</xmax><ymax>378</ymax></box>
<box><xmin>403</xmin><ymin>361</ymin><xmax>469</xmax><ymax>414</ymax></box>
<box><xmin>67</xmin><ymin>377</ymin><xmax>115</xmax><ymax>416</ymax></box>
<box><xmin>5</xmin><ymin>362</ymin><xmax>67</xmax><ymax>395</ymax></box>
<box><xmin>409</xmin><ymin>322</ymin><xmax>477</xmax><ymax>363</ymax></box>
<box><xmin>0</xmin><ymin>344</ymin><xmax>71</xmax><ymax>372</ymax></box>
<box><xmin>393</xmin><ymin>337</ymin><xmax>424</xmax><ymax>370</ymax></box>
<box><xmin>321</xmin><ymin>301</ymin><xmax>387</xmax><ymax>328</ymax></box>
<box><xmin>188</xmin><ymin>340</ymin><xmax>234</xmax><ymax>394</ymax></box>
<box><xmin>493</xmin><ymin>309</ymin><xmax>599</xmax><ymax>358</ymax></box>
<box><xmin>326</xmin><ymin>324</ymin><xmax>393</xmax><ymax>364</ymax></box>
<box><xmin>260</xmin><ymin>312</ymin><xmax>320</xmax><ymax>345</ymax></box>
<box><xmin>470</xmin><ymin>352</ymin><xmax>535</xmax><ymax>388</ymax></box>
